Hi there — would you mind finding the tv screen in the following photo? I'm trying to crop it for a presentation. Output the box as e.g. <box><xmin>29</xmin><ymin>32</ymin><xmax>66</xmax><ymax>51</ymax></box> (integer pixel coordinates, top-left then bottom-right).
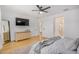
<box><xmin>16</xmin><ymin>18</ymin><xmax>29</xmax><ymax>26</ymax></box>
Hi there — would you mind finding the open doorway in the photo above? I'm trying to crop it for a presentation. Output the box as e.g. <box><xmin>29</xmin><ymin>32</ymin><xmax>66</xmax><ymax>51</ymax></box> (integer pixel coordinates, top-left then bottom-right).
<box><xmin>2</xmin><ymin>20</ymin><xmax>11</xmax><ymax>44</ymax></box>
<box><xmin>55</xmin><ymin>16</ymin><xmax>64</xmax><ymax>38</ymax></box>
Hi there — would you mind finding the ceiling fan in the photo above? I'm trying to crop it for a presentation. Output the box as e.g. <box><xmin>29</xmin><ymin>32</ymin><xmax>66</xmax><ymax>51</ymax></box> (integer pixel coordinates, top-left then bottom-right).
<box><xmin>32</xmin><ymin>5</ymin><xmax>51</xmax><ymax>14</ymax></box>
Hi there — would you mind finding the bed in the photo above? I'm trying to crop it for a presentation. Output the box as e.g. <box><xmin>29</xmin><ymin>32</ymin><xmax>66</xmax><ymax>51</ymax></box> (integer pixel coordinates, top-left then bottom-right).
<box><xmin>29</xmin><ymin>36</ymin><xmax>79</xmax><ymax>54</ymax></box>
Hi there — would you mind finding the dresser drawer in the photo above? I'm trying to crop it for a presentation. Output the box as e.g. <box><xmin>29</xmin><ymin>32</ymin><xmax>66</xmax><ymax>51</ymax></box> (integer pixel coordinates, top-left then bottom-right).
<box><xmin>16</xmin><ymin>32</ymin><xmax>31</xmax><ymax>41</ymax></box>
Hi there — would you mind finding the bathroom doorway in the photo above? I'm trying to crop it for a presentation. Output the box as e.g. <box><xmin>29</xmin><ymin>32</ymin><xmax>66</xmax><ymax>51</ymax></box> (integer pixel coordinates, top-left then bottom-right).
<box><xmin>2</xmin><ymin>20</ymin><xmax>11</xmax><ymax>44</ymax></box>
<box><xmin>55</xmin><ymin>16</ymin><xmax>64</xmax><ymax>38</ymax></box>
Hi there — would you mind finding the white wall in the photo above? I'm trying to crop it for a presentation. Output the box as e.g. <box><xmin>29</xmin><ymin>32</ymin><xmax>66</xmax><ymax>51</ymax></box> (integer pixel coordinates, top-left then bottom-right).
<box><xmin>0</xmin><ymin>8</ymin><xmax>3</xmax><ymax>48</ymax></box>
<box><xmin>1</xmin><ymin>8</ymin><xmax>40</xmax><ymax>41</ymax></box>
<box><xmin>64</xmin><ymin>9</ymin><xmax>79</xmax><ymax>39</ymax></box>
<box><xmin>40</xmin><ymin>16</ymin><xmax>54</xmax><ymax>38</ymax></box>
<box><xmin>41</xmin><ymin>8</ymin><xmax>79</xmax><ymax>39</ymax></box>
<box><xmin>30</xmin><ymin>18</ymin><xmax>40</xmax><ymax>36</ymax></box>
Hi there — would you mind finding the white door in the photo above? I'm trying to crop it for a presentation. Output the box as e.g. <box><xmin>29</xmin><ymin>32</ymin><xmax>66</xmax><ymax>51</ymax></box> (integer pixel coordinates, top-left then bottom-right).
<box><xmin>55</xmin><ymin>16</ymin><xmax>64</xmax><ymax>38</ymax></box>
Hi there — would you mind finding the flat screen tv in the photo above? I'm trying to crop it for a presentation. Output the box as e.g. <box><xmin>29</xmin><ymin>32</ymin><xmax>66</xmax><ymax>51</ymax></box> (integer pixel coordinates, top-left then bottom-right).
<box><xmin>16</xmin><ymin>18</ymin><xmax>29</xmax><ymax>26</ymax></box>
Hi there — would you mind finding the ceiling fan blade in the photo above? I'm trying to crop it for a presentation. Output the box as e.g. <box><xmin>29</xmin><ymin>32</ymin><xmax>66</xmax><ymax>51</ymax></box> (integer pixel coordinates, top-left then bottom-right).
<box><xmin>36</xmin><ymin>5</ymin><xmax>39</xmax><ymax>8</ymax></box>
<box><xmin>32</xmin><ymin>10</ymin><xmax>40</xmax><ymax>11</ymax></box>
<box><xmin>36</xmin><ymin>5</ymin><xmax>42</xmax><ymax>10</ymax></box>
<box><xmin>42</xmin><ymin>6</ymin><xmax>51</xmax><ymax>10</ymax></box>
<box><xmin>36</xmin><ymin>5</ymin><xmax>40</xmax><ymax>9</ymax></box>
<box><xmin>42</xmin><ymin>11</ymin><xmax>48</xmax><ymax>13</ymax></box>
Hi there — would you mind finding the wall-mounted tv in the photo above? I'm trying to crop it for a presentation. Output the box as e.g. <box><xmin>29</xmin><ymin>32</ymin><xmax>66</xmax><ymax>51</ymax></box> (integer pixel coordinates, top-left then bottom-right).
<box><xmin>16</xmin><ymin>18</ymin><xmax>29</xmax><ymax>26</ymax></box>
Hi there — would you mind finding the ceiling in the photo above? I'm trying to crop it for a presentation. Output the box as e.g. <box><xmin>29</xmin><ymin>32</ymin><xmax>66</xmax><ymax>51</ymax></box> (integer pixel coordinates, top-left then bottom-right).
<box><xmin>1</xmin><ymin>5</ymin><xmax>79</xmax><ymax>18</ymax></box>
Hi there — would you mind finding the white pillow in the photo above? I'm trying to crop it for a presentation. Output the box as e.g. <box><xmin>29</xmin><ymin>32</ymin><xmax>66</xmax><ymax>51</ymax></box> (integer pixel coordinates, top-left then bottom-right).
<box><xmin>41</xmin><ymin>38</ymin><xmax>76</xmax><ymax>54</ymax></box>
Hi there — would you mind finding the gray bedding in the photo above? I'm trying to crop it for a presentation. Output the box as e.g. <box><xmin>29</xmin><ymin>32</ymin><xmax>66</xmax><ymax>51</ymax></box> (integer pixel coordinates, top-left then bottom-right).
<box><xmin>29</xmin><ymin>37</ymin><xmax>79</xmax><ymax>54</ymax></box>
<box><xmin>29</xmin><ymin>36</ymin><xmax>61</xmax><ymax>54</ymax></box>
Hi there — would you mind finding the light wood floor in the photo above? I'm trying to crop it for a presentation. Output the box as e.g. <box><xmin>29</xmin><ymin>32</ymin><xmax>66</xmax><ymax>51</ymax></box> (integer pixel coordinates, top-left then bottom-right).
<box><xmin>0</xmin><ymin>35</ymin><xmax>43</xmax><ymax>54</ymax></box>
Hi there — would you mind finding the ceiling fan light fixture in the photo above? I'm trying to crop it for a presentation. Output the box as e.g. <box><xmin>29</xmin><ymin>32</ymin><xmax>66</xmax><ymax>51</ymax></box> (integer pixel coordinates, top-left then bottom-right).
<box><xmin>39</xmin><ymin>11</ymin><xmax>44</xmax><ymax>14</ymax></box>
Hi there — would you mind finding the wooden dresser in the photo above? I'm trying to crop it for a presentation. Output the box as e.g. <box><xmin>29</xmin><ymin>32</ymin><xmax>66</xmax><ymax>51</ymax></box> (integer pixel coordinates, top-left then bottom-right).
<box><xmin>16</xmin><ymin>32</ymin><xmax>31</xmax><ymax>41</ymax></box>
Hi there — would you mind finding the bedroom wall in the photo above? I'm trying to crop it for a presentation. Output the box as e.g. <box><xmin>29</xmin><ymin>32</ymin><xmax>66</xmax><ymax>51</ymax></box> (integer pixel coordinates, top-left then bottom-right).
<box><xmin>40</xmin><ymin>16</ymin><xmax>54</xmax><ymax>38</ymax></box>
<box><xmin>41</xmin><ymin>8</ymin><xmax>79</xmax><ymax>39</ymax></box>
<box><xmin>1</xmin><ymin>8</ymin><xmax>40</xmax><ymax>41</ymax></box>
<box><xmin>0</xmin><ymin>8</ymin><xmax>3</xmax><ymax>48</ymax></box>
<box><xmin>30</xmin><ymin>18</ymin><xmax>40</xmax><ymax>36</ymax></box>
<box><xmin>64</xmin><ymin>8</ymin><xmax>79</xmax><ymax>39</ymax></box>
